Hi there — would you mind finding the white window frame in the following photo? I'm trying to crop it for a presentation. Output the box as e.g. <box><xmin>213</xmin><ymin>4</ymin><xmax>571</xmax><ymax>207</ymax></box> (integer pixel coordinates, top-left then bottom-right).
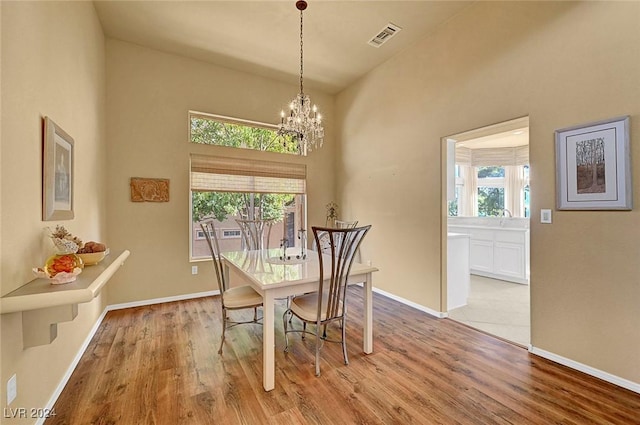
<box><xmin>221</xmin><ymin>229</ymin><xmax>242</xmax><ymax>239</ymax></box>
<box><xmin>477</xmin><ymin>176</ymin><xmax>505</xmax><ymax>189</ymax></box>
<box><xmin>476</xmin><ymin>168</ymin><xmax>506</xmax><ymax>216</ymax></box>
<box><xmin>194</xmin><ymin>228</ymin><xmax>215</xmax><ymax>241</ymax></box>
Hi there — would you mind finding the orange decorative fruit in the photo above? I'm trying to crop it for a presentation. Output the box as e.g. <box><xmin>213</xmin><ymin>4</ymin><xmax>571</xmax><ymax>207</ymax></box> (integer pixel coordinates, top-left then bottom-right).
<box><xmin>45</xmin><ymin>254</ymin><xmax>84</xmax><ymax>276</ymax></box>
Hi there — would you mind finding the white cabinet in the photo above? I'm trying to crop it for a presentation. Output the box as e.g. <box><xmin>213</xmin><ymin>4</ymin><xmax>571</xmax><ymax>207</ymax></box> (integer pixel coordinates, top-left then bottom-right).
<box><xmin>470</xmin><ymin>239</ymin><xmax>493</xmax><ymax>273</ymax></box>
<box><xmin>494</xmin><ymin>242</ymin><xmax>525</xmax><ymax>280</ymax></box>
<box><xmin>449</xmin><ymin>225</ymin><xmax>529</xmax><ymax>284</ymax></box>
<box><xmin>447</xmin><ymin>233</ymin><xmax>470</xmax><ymax>310</ymax></box>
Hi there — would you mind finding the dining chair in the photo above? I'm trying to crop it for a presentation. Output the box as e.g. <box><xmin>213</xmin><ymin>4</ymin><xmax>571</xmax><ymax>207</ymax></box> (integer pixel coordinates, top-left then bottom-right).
<box><xmin>237</xmin><ymin>218</ymin><xmax>294</xmax><ymax>313</ymax></box>
<box><xmin>314</xmin><ymin>219</ymin><xmax>358</xmax><ymax>254</ymax></box>
<box><xmin>236</xmin><ymin>218</ymin><xmax>274</xmax><ymax>251</ymax></box>
<box><xmin>334</xmin><ymin>219</ymin><xmax>358</xmax><ymax>229</ymax></box>
<box><xmin>200</xmin><ymin>219</ymin><xmax>263</xmax><ymax>354</ymax></box>
<box><xmin>283</xmin><ymin>225</ymin><xmax>372</xmax><ymax>376</ymax></box>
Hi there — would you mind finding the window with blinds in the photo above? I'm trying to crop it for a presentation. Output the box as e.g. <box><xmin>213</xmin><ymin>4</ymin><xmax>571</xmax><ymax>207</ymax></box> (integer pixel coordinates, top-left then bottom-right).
<box><xmin>189</xmin><ymin>154</ymin><xmax>307</xmax><ymax>260</ymax></box>
<box><xmin>188</xmin><ymin>112</ymin><xmax>308</xmax><ymax>260</ymax></box>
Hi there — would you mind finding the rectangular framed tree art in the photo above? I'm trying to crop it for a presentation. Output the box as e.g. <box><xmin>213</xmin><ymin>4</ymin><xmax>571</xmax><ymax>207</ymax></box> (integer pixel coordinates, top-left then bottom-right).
<box><xmin>555</xmin><ymin>116</ymin><xmax>631</xmax><ymax>210</ymax></box>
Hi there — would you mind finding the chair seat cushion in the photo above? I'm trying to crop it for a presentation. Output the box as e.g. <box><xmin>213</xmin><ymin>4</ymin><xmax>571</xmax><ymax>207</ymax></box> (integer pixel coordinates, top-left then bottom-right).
<box><xmin>290</xmin><ymin>292</ymin><xmax>343</xmax><ymax>322</ymax></box>
<box><xmin>224</xmin><ymin>285</ymin><xmax>263</xmax><ymax>309</ymax></box>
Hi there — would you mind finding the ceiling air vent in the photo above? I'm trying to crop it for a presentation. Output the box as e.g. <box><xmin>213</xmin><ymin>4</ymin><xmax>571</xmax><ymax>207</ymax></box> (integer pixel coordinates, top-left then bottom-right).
<box><xmin>367</xmin><ymin>23</ymin><xmax>402</xmax><ymax>48</ymax></box>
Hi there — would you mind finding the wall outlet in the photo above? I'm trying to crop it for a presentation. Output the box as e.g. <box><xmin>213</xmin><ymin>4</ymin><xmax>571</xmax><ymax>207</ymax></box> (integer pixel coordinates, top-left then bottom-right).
<box><xmin>7</xmin><ymin>374</ymin><xmax>17</xmax><ymax>405</ymax></box>
<box><xmin>191</xmin><ymin>265</ymin><xmax>198</xmax><ymax>275</ymax></box>
<box><xmin>541</xmin><ymin>209</ymin><xmax>552</xmax><ymax>224</ymax></box>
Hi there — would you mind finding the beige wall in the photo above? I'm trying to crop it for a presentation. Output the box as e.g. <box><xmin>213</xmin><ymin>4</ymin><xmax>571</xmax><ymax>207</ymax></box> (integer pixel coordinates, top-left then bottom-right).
<box><xmin>336</xmin><ymin>1</ymin><xmax>639</xmax><ymax>384</ymax></box>
<box><xmin>105</xmin><ymin>39</ymin><xmax>336</xmax><ymax>305</ymax></box>
<box><xmin>0</xmin><ymin>1</ymin><xmax>106</xmax><ymax>421</ymax></box>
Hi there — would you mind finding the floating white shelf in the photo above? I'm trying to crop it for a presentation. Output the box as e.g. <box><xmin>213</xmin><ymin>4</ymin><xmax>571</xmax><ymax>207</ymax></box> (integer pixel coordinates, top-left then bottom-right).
<box><xmin>1</xmin><ymin>249</ymin><xmax>130</xmax><ymax>347</ymax></box>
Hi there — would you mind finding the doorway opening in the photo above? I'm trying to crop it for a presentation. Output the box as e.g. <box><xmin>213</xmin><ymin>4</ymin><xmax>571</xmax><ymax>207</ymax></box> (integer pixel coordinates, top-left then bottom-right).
<box><xmin>442</xmin><ymin>116</ymin><xmax>530</xmax><ymax>346</ymax></box>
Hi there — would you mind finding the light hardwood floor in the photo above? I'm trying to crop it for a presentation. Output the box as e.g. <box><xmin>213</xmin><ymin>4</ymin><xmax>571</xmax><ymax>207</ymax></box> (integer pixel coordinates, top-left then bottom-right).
<box><xmin>46</xmin><ymin>288</ymin><xmax>639</xmax><ymax>424</ymax></box>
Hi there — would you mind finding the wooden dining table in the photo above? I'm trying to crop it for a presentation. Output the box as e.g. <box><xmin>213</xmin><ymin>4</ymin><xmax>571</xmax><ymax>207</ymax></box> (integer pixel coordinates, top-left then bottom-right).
<box><xmin>221</xmin><ymin>248</ymin><xmax>379</xmax><ymax>391</ymax></box>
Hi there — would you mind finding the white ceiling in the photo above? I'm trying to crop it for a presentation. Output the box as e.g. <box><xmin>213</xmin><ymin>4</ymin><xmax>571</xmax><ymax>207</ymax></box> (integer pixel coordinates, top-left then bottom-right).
<box><xmin>456</xmin><ymin>128</ymin><xmax>529</xmax><ymax>149</ymax></box>
<box><xmin>93</xmin><ymin>0</ymin><xmax>473</xmax><ymax>94</ymax></box>
<box><xmin>449</xmin><ymin>117</ymin><xmax>530</xmax><ymax>149</ymax></box>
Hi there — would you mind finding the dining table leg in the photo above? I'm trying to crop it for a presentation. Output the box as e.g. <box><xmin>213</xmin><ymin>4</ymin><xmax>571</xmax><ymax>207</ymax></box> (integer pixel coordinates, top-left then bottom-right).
<box><xmin>363</xmin><ymin>272</ymin><xmax>373</xmax><ymax>354</ymax></box>
<box><xmin>262</xmin><ymin>290</ymin><xmax>276</xmax><ymax>391</ymax></box>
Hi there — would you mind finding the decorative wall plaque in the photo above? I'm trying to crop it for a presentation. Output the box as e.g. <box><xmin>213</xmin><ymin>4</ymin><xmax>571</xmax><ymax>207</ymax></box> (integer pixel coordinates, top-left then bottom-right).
<box><xmin>130</xmin><ymin>178</ymin><xmax>170</xmax><ymax>202</ymax></box>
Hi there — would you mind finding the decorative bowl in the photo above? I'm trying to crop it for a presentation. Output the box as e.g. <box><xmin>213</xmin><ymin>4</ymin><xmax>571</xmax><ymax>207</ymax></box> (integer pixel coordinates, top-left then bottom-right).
<box><xmin>51</xmin><ymin>237</ymin><xmax>80</xmax><ymax>254</ymax></box>
<box><xmin>33</xmin><ymin>253</ymin><xmax>84</xmax><ymax>284</ymax></box>
<box><xmin>33</xmin><ymin>268</ymin><xmax>82</xmax><ymax>284</ymax></box>
<box><xmin>77</xmin><ymin>251</ymin><xmax>106</xmax><ymax>266</ymax></box>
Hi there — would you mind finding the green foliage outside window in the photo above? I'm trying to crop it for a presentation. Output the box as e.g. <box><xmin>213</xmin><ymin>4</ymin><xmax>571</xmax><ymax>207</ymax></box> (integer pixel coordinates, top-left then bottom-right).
<box><xmin>190</xmin><ymin>115</ymin><xmax>298</xmax><ymax>223</ymax></box>
<box><xmin>448</xmin><ymin>200</ymin><xmax>458</xmax><ymax>217</ymax></box>
<box><xmin>190</xmin><ymin>116</ymin><xmax>299</xmax><ymax>154</ymax></box>
<box><xmin>448</xmin><ymin>186</ymin><xmax>460</xmax><ymax>217</ymax></box>
<box><xmin>191</xmin><ymin>191</ymin><xmax>294</xmax><ymax>223</ymax></box>
<box><xmin>476</xmin><ymin>166</ymin><xmax>505</xmax><ymax>217</ymax></box>
<box><xmin>477</xmin><ymin>187</ymin><xmax>504</xmax><ymax>217</ymax></box>
<box><xmin>477</xmin><ymin>166</ymin><xmax>505</xmax><ymax>178</ymax></box>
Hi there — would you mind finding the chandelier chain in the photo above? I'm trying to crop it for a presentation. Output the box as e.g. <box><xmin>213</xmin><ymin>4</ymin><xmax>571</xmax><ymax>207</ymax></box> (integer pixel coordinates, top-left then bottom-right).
<box><xmin>299</xmin><ymin>8</ymin><xmax>304</xmax><ymax>95</ymax></box>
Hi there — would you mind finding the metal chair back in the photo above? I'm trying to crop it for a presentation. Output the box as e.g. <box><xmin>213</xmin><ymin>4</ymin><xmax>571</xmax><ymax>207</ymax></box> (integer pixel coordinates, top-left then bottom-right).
<box><xmin>315</xmin><ymin>219</ymin><xmax>358</xmax><ymax>254</ymax></box>
<box><xmin>313</xmin><ymin>225</ymin><xmax>371</xmax><ymax>322</ymax></box>
<box><xmin>334</xmin><ymin>220</ymin><xmax>358</xmax><ymax>229</ymax></box>
<box><xmin>200</xmin><ymin>220</ymin><xmax>228</xmax><ymax>296</ymax></box>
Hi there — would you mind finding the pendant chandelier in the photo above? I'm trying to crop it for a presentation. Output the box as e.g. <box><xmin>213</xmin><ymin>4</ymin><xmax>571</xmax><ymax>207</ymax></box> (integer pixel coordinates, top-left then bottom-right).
<box><xmin>278</xmin><ymin>0</ymin><xmax>324</xmax><ymax>153</ymax></box>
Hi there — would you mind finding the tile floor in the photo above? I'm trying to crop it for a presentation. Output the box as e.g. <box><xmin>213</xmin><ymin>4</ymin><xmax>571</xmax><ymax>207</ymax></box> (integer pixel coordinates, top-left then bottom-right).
<box><xmin>448</xmin><ymin>275</ymin><xmax>530</xmax><ymax>346</ymax></box>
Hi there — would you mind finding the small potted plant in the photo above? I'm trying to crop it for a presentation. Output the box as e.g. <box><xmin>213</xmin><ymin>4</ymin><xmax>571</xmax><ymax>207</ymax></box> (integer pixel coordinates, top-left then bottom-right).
<box><xmin>326</xmin><ymin>201</ymin><xmax>338</xmax><ymax>227</ymax></box>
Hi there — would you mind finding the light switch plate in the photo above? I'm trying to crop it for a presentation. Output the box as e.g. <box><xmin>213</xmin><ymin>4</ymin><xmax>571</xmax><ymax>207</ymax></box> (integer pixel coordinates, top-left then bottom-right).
<box><xmin>541</xmin><ymin>209</ymin><xmax>552</xmax><ymax>224</ymax></box>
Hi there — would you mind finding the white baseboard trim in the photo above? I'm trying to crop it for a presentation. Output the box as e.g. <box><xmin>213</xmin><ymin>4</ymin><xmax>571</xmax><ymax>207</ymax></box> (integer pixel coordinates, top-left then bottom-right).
<box><xmin>529</xmin><ymin>346</ymin><xmax>640</xmax><ymax>394</ymax></box>
<box><xmin>371</xmin><ymin>286</ymin><xmax>446</xmax><ymax>318</ymax></box>
<box><xmin>38</xmin><ymin>290</ymin><xmax>220</xmax><ymax>424</ymax></box>
<box><xmin>106</xmin><ymin>290</ymin><xmax>220</xmax><ymax>312</ymax></box>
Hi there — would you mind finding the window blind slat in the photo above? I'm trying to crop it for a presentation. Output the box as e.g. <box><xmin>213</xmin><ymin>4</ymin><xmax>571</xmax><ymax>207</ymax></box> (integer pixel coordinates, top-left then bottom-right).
<box><xmin>456</xmin><ymin>147</ymin><xmax>472</xmax><ymax>166</ymax></box>
<box><xmin>455</xmin><ymin>146</ymin><xmax>529</xmax><ymax>166</ymax></box>
<box><xmin>515</xmin><ymin>146</ymin><xmax>529</xmax><ymax>166</ymax></box>
<box><xmin>471</xmin><ymin>148</ymin><xmax>516</xmax><ymax>166</ymax></box>
<box><xmin>190</xmin><ymin>154</ymin><xmax>306</xmax><ymax>179</ymax></box>
<box><xmin>190</xmin><ymin>155</ymin><xmax>306</xmax><ymax>194</ymax></box>
<box><xmin>191</xmin><ymin>172</ymin><xmax>306</xmax><ymax>194</ymax></box>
